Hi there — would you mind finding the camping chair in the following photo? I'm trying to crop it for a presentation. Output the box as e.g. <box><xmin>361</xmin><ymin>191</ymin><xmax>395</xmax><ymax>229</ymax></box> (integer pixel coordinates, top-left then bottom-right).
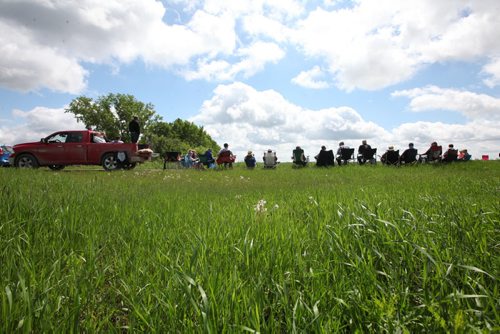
<box><xmin>316</xmin><ymin>150</ymin><xmax>335</xmax><ymax>167</ymax></box>
<box><xmin>400</xmin><ymin>148</ymin><xmax>418</xmax><ymax>165</ymax></box>
<box><xmin>420</xmin><ymin>146</ymin><xmax>442</xmax><ymax>163</ymax></box>
<box><xmin>163</xmin><ymin>151</ymin><xmax>181</xmax><ymax>169</ymax></box>
<box><xmin>442</xmin><ymin>149</ymin><xmax>458</xmax><ymax>163</ymax></box>
<box><xmin>292</xmin><ymin>148</ymin><xmax>307</xmax><ymax>167</ymax></box>
<box><xmin>337</xmin><ymin>148</ymin><xmax>354</xmax><ymax>165</ymax></box>
<box><xmin>216</xmin><ymin>150</ymin><xmax>236</xmax><ymax>168</ymax></box>
<box><xmin>382</xmin><ymin>150</ymin><xmax>399</xmax><ymax>166</ymax></box>
<box><xmin>358</xmin><ymin>148</ymin><xmax>377</xmax><ymax>165</ymax></box>
<box><xmin>198</xmin><ymin>153</ymin><xmax>215</xmax><ymax>169</ymax></box>
<box><xmin>263</xmin><ymin>151</ymin><xmax>278</xmax><ymax>169</ymax></box>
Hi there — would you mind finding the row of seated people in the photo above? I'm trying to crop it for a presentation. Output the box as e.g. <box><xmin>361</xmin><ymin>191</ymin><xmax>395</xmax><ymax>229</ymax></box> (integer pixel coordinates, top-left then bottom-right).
<box><xmin>293</xmin><ymin>140</ymin><xmax>471</xmax><ymax>167</ymax></box>
<box><xmin>163</xmin><ymin>140</ymin><xmax>472</xmax><ymax>170</ymax></box>
<box><xmin>380</xmin><ymin>142</ymin><xmax>471</xmax><ymax>165</ymax></box>
<box><xmin>291</xmin><ymin>142</ymin><xmax>377</xmax><ymax>167</ymax></box>
<box><xmin>163</xmin><ymin>143</ymin><xmax>236</xmax><ymax>169</ymax></box>
<box><xmin>243</xmin><ymin>149</ymin><xmax>280</xmax><ymax>168</ymax></box>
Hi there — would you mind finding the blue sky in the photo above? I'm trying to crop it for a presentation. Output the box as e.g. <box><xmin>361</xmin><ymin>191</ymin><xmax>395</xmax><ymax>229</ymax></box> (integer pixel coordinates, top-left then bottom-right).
<box><xmin>0</xmin><ymin>0</ymin><xmax>499</xmax><ymax>160</ymax></box>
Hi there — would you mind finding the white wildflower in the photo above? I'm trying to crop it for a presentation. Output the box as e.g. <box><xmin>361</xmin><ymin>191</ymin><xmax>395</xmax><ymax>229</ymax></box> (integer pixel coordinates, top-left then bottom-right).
<box><xmin>254</xmin><ymin>199</ymin><xmax>267</xmax><ymax>213</ymax></box>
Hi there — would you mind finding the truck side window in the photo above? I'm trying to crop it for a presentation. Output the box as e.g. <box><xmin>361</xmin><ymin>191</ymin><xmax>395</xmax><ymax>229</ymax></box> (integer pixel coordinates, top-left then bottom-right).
<box><xmin>66</xmin><ymin>133</ymin><xmax>83</xmax><ymax>143</ymax></box>
<box><xmin>47</xmin><ymin>133</ymin><xmax>68</xmax><ymax>143</ymax></box>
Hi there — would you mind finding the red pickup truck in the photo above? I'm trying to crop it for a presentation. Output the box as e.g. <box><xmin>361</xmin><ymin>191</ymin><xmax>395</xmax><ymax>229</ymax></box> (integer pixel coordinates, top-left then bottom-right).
<box><xmin>9</xmin><ymin>130</ymin><xmax>152</xmax><ymax>171</ymax></box>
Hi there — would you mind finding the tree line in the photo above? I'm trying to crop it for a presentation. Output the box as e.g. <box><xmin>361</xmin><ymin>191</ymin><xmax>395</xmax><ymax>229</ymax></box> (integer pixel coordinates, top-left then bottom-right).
<box><xmin>65</xmin><ymin>93</ymin><xmax>220</xmax><ymax>154</ymax></box>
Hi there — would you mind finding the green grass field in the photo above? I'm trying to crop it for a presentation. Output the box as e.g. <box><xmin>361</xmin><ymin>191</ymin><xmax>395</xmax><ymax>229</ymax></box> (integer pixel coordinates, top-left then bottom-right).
<box><xmin>1</xmin><ymin>161</ymin><xmax>498</xmax><ymax>332</ymax></box>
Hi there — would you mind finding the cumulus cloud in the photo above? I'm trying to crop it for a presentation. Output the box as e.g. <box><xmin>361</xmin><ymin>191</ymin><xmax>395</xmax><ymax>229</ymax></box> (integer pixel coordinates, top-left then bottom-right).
<box><xmin>292</xmin><ymin>66</ymin><xmax>330</xmax><ymax>89</ymax></box>
<box><xmin>390</xmin><ymin>120</ymin><xmax>500</xmax><ymax>159</ymax></box>
<box><xmin>1</xmin><ymin>0</ymin><xmax>499</xmax><ymax>93</ymax></box>
<box><xmin>182</xmin><ymin>41</ymin><xmax>285</xmax><ymax>81</ymax></box>
<box><xmin>0</xmin><ymin>22</ymin><xmax>88</xmax><ymax>93</ymax></box>
<box><xmin>292</xmin><ymin>0</ymin><xmax>500</xmax><ymax>91</ymax></box>
<box><xmin>392</xmin><ymin>86</ymin><xmax>500</xmax><ymax>120</ymax></box>
<box><xmin>482</xmin><ymin>57</ymin><xmax>500</xmax><ymax>88</ymax></box>
<box><xmin>190</xmin><ymin>82</ymin><xmax>499</xmax><ymax>160</ymax></box>
<box><xmin>0</xmin><ymin>106</ymin><xmax>82</xmax><ymax>145</ymax></box>
<box><xmin>0</xmin><ymin>0</ymin><xmax>239</xmax><ymax>93</ymax></box>
<box><xmin>190</xmin><ymin>82</ymin><xmax>390</xmax><ymax>159</ymax></box>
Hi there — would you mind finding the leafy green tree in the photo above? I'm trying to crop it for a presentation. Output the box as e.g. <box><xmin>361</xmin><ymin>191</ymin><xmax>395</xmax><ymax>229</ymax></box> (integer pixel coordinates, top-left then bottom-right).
<box><xmin>148</xmin><ymin>119</ymin><xmax>220</xmax><ymax>155</ymax></box>
<box><xmin>66</xmin><ymin>94</ymin><xmax>220</xmax><ymax>155</ymax></box>
<box><xmin>65</xmin><ymin>93</ymin><xmax>161</xmax><ymax>142</ymax></box>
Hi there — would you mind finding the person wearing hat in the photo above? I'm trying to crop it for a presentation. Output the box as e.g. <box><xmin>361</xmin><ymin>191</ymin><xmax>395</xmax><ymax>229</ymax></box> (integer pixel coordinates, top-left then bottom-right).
<box><xmin>244</xmin><ymin>150</ymin><xmax>256</xmax><ymax>169</ymax></box>
<box><xmin>381</xmin><ymin>145</ymin><xmax>398</xmax><ymax>165</ymax></box>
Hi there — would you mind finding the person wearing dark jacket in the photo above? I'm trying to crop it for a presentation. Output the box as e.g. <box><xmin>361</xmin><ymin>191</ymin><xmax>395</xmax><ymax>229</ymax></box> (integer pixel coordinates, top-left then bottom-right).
<box><xmin>129</xmin><ymin>116</ymin><xmax>140</xmax><ymax>144</ymax></box>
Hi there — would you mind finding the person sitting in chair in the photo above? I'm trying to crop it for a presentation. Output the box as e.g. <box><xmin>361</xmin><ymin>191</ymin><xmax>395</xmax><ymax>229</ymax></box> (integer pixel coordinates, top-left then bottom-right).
<box><xmin>336</xmin><ymin>141</ymin><xmax>351</xmax><ymax>165</ymax></box>
<box><xmin>381</xmin><ymin>146</ymin><xmax>399</xmax><ymax>165</ymax></box>
<box><xmin>357</xmin><ymin>140</ymin><xmax>375</xmax><ymax>165</ymax></box>
<box><xmin>458</xmin><ymin>149</ymin><xmax>471</xmax><ymax>161</ymax></box>
<box><xmin>217</xmin><ymin>143</ymin><xmax>235</xmax><ymax>168</ymax></box>
<box><xmin>203</xmin><ymin>148</ymin><xmax>216</xmax><ymax>168</ymax></box>
<box><xmin>184</xmin><ymin>150</ymin><xmax>199</xmax><ymax>168</ymax></box>
<box><xmin>263</xmin><ymin>149</ymin><xmax>278</xmax><ymax>168</ymax></box>
<box><xmin>400</xmin><ymin>143</ymin><xmax>418</xmax><ymax>164</ymax></box>
<box><xmin>442</xmin><ymin>144</ymin><xmax>458</xmax><ymax>162</ymax></box>
<box><xmin>315</xmin><ymin>146</ymin><xmax>335</xmax><ymax>167</ymax></box>
<box><xmin>244</xmin><ymin>151</ymin><xmax>256</xmax><ymax>169</ymax></box>
<box><xmin>422</xmin><ymin>142</ymin><xmax>442</xmax><ymax>162</ymax></box>
<box><xmin>292</xmin><ymin>146</ymin><xmax>307</xmax><ymax>166</ymax></box>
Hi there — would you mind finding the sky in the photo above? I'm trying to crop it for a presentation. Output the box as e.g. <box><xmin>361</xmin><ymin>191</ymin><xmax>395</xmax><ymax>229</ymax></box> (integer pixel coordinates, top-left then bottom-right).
<box><xmin>0</xmin><ymin>0</ymin><xmax>499</xmax><ymax>161</ymax></box>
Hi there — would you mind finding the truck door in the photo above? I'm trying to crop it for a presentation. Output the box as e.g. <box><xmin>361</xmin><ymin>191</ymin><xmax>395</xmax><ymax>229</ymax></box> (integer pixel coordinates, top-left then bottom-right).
<box><xmin>63</xmin><ymin>132</ymin><xmax>87</xmax><ymax>163</ymax></box>
<box><xmin>37</xmin><ymin>132</ymin><xmax>67</xmax><ymax>164</ymax></box>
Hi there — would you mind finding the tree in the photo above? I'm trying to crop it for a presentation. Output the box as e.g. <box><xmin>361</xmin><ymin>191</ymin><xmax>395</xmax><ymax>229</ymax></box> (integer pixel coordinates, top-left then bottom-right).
<box><xmin>149</xmin><ymin>119</ymin><xmax>220</xmax><ymax>155</ymax></box>
<box><xmin>65</xmin><ymin>93</ymin><xmax>161</xmax><ymax>142</ymax></box>
<box><xmin>66</xmin><ymin>94</ymin><xmax>220</xmax><ymax>155</ymax></box>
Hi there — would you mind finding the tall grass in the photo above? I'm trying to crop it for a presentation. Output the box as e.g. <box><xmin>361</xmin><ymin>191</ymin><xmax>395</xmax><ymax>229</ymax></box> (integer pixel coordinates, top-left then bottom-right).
<box><xmin>1</xmin><ymin>161</ymin><xmax>498</xmax><ymax>332</ymax></box>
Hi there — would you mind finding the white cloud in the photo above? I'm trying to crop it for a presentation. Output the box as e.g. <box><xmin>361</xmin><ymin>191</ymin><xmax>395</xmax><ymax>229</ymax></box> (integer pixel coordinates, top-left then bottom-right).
<box><xmin>182</xmin><ymin>41</ymin><xmax>285</xmax><ymax>81</ymax></box>
<box><xmin>0</xmin><ymin>22</ymin><xmax>87</xmax><ymax>93</ymax></box>
<box><xmin>190</xmin><ymin>82</ymin><xmax>499</xmax><ymax>160</ymax></box>
<box><xmin>392</xmin><ymin>86</ymin><xmax>500</xmax><ymax>120</ymax></box>
<box><xmin>390</xmin><ymin>120</ymin><xmax>500</xmax><ymax>159</ymax></box>
<box><xmin>0</xmin><ymin>0</ymin><xmax>240</xmax><ymax>93</ymax></box>
<box><xmin>482</xmin><ymin>57</ymin><xmax>500</xmax><ymax>88</ymax></box>
<box><xmin>292</xmin><ymin>66</ymin><xmax>330</xmax><ymax>89</ymax></box>
<box><xmin>0</xmin><ymin>106</ymin><xmax>82</xmax><ymax>145</ymax></box>
<box><xmin>190</xmin><ymin>82</ymin><xmax>390</xmax><ymax>159</ymax></box>
<box><xmin>1</xmin><ymin>0</ymin><xmax>499</xmax><ymax>93</ymax></box>
<box><xmin>292</xmin><ymin>0</ymin><xmax>500</xmax><ymax>91</ymax></box>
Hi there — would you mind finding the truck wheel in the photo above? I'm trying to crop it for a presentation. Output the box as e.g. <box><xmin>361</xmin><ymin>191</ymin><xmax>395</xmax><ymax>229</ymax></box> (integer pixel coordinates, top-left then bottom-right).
<box><xmin>102</xmin><ymin>153</ymin><xmax>119</xmax><ymax>171</ymax></box>
<box><xmin>15</xmin><ymin>154</ymin><xmax>39</xmax><ymax>169</ymax></box>
<box><xmin>48</xmin><ymin>165</ymin><xmax>65</xmax><ymax>171</ymax></box>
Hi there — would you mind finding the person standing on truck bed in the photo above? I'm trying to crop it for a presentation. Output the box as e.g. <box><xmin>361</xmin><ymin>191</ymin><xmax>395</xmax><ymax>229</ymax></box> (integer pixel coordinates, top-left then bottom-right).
<box><xmin>129</xmin><ymin>116</ymin><xmax>140</xmax><ymax>144</ymax></box>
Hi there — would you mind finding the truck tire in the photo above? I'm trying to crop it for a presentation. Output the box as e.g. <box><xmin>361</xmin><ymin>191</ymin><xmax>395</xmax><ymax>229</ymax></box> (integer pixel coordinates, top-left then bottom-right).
<box><xmin>48</xmin><ymin>165</ymin><xmax>65</xmax><ymax>171</ymax></box>
<box><xmin>15</xmin><ymin>153</ymin><xmax>39</xmax><ymax>169</ymax></box>
<box><xmin>102</xmin><ymin>153</ymin><xmax>119</xmax><ymax>171</ymax></box>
